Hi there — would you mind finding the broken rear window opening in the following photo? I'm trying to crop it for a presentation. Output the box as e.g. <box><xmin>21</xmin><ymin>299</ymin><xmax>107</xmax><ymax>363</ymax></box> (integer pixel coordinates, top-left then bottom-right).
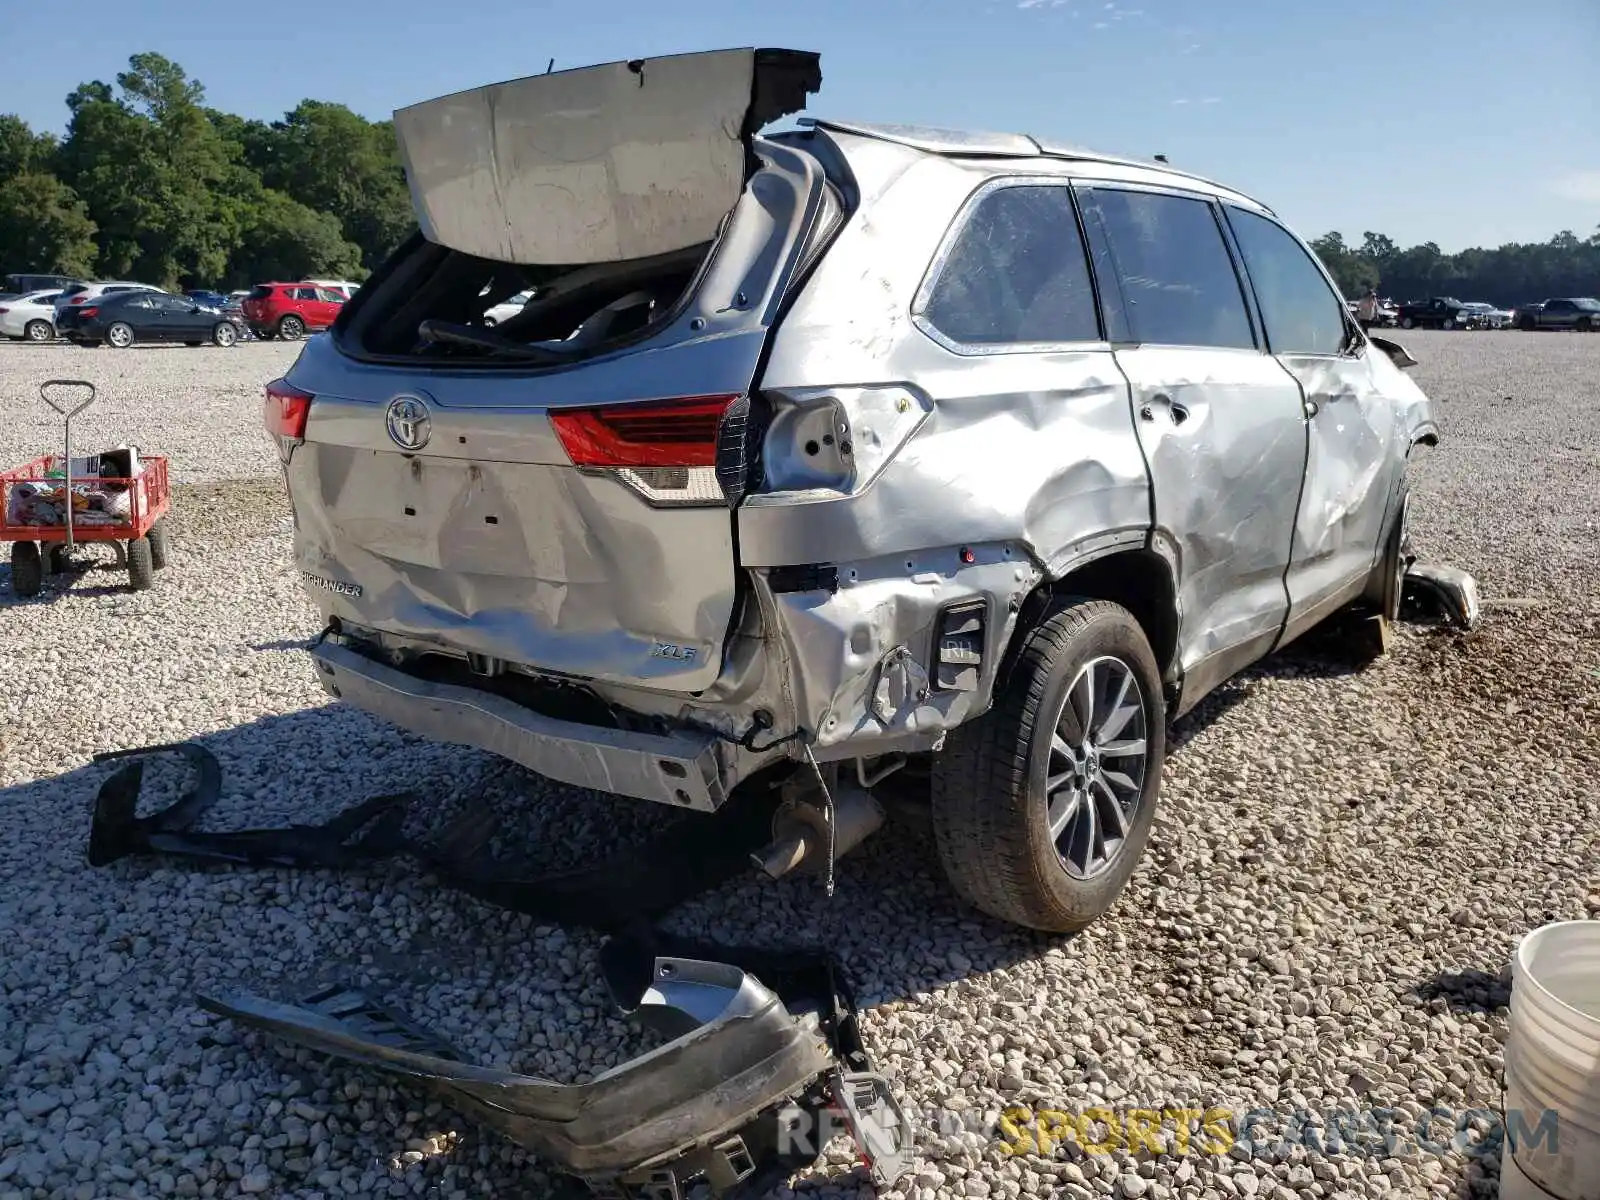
<box><xmin>338</xmin><ymin>235</ymin><xmax>717</xmax><ymax>364</ymax></box>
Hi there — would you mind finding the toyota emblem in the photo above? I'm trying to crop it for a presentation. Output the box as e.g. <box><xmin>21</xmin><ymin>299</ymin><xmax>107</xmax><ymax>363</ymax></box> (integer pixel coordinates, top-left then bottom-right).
<box><xmin>385</xmin><ymin>395</ymin><xmax>432</xmax><ymax>451</ymax></box>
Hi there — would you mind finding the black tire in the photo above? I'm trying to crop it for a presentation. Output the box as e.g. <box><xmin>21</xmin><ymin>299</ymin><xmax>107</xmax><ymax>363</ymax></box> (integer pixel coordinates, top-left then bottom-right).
<box><xmin>45</xmin><ymin>543</ymin><xmax>70</xmax><ymax>576</ymax></box>
<box><xmin>1579</xmin><ymin>317</ymin><xmax>1594</xmax><ymax>333</ymax></box>
<box><xmin>1400</xmin><ymin>316</ymin><xmax>1414</xmax><ymax>329</ymax></box>
<box><xmin>127</xmin><ymin>536</ymin><xmax>155</xmax><ymax>591</ymax></box>
<box><xmin>1377</xmin><ymin>485</ymin><xmax>1410</xmax><ymax>624</ymax></box>
<box><xmin>147</xmin><ymin>519</ymin><xmax>169</xmax><ymax>570</ymax></box>
<box><xmin>106</xmin><ymin>321</ymin><xmax>135</xmax><ymax>349</ymax></box>
<box><xmin>278</xmin><ymin>314</ymin><xmax>306</xmax><ymax>340</ymax></box>
<box><xmin>930</xmin><ymin>598</ymin><xmax>1166</xmax><ymax>933</ymax></box>
<box><xmin>1442</xmin><ymin>318</ymin><xmax>1455</xmax><ymax>331</ymax></box>
<box><xmin>24</xmin><ymin>319</ymin><xmax>53</xmax><ymax>342</ymax></box>
<box><xmin>256</xmin><ymin>328</ymin><xmax>276</xmax><ymax>341</ymax></box>
<box><xmin>9</xmin><ymin>541</ymin><xmax>43</xmax><ymax>598</ymax></box>
<box><xmin>212</xmin><ymin>320</ymin><xmax>238</xmax><ymax>347</ymax></box>
<box><xmin>1520</xmin><ymin>315</ymin><xmax>1536</xmax><ymax>331</ymax></box>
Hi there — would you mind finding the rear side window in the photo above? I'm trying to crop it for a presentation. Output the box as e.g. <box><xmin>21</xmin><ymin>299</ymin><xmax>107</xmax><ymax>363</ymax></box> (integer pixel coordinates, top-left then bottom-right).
<box><xmin>920</xmin><ymin>184</ymin><xmax>1100</xmax><ymax>347</ymax></box>
<box><xmin>1078</xmin><ymin>187</ymin><xmax>1254</xmax><ymax>350</ymax></box>
<box><xmin>61</xmin><ymin>285</ymin><xmax>87</xmax><ymax>299</ymax></box>
<box><xmin>247</xmin><ymin>285</ymin><xmax>273</xmax><ymax>300</ymax></box>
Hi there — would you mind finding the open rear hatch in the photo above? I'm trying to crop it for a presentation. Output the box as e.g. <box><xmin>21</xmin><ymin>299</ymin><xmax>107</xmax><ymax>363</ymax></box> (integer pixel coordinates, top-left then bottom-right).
<box><xmin>278</xmin><ymin>49</ymin><xmax>827</xmax><ymax>694</ymax></box>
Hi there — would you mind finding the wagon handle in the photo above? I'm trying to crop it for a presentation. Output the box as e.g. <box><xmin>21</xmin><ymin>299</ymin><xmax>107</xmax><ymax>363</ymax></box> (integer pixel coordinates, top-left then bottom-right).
<box><xmin>39</xmin><ymin>379</ymin><xmax>97</xmax><ymax>552</ymax></box>
<box><xmin>39</xmin><ymin>379</ymin><xmax>96</xmax><ymax>418</ymax></box>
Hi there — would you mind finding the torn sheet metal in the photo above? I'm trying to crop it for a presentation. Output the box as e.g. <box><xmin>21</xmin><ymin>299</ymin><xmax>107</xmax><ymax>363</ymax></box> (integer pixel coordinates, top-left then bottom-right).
<box><xmin>198</xmin><ymin>940</ymin><xmax>909</xmax><ymax>1197</ymax></box>
<box><xmin>394</xmin><ymin>48</ymin><xmax>821</xmax><ymax>264</ymax></box>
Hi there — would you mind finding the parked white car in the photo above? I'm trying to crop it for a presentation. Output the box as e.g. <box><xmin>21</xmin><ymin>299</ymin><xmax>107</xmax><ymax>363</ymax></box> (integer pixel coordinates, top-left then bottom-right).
<box><xmin>483</xmin><ymin>289</ymin><xmax>534</xmax><ymax>326</ymax></box>
<box><xmin>0</xmin><ymin>289</ymin><xmax>65</xmax><ymax>341</ymax></box>
<box><xmin>53</xmin><ymin>280</ymin><xmax>164</xmax><ymax>322</ymax></box>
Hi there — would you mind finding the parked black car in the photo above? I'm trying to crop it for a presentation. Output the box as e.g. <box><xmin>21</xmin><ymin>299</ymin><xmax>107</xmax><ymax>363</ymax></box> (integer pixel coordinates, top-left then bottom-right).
<box><xmin>57</xmin><ymin>290</ymin><xmax>241</xmax><ymax>348</ymax></box>
<box><xmin>1516</xmin><ymin>298</ymin><xmax>1600</xmax><ymax>331</ymax></box>
<box><xmin>1395</xmin><ymin>297</ymin><xmax>1471</xmax><ymax>330</ymax></box>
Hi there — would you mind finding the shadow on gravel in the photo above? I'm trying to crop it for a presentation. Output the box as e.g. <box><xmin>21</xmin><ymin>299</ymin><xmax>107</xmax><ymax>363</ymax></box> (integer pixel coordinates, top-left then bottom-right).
<box><xmin>0</xmin><ymin>553</ymin><xmax>135</xmax><ymax>606</ymax></box>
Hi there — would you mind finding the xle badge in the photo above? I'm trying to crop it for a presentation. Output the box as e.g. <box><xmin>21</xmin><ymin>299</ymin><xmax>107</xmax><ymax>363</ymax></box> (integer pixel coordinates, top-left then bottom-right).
<box><xmin>650</xmin><ymin>642</ymin><xmax>698</xmax><ymax>662</ymax></box>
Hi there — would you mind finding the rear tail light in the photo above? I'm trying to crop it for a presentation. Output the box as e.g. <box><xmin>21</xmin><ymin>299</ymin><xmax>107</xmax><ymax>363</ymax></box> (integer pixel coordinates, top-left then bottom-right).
<box><xmin>69</xmin><ymin>295</ymin><xmax>87</xmax><ymax>304</ymax></box>
<box><xmin>0</xmin><ymin>308</ymin><xmax>8</xmax><ymax>316</ymax></box>
<box><xmin>550</xmin><ymin>395</ymin><xmax>736</xmax><ymax>468</ymax></box>
<box><xmin>551</xmin><ymin>394</ymin><xmax>749</xmax><ymax>507</ymax></box>
<box><xmin>78</xmin><ymin>307</ymin><xmax>98</xmax><ymax>319</ymax></box>
<box><xmin>264</xmin><ymin>379</ymin><xmax>313</xmax><ymax>450</ymax></box>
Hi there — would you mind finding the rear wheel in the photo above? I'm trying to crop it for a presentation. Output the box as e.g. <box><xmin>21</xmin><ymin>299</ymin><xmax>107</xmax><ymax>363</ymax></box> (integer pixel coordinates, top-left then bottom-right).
<box><xmin>126</xmin><ymin>536</ymin><xmax>154</xmax><ymax>591</ymax></box>
<box><xmin>24</xmin><ymin>320</ymin><xmax>53</xmax><ymax>342</ymax></box>
<box><xmin>930</xmin><ymin>599</ymin><xmax>1165</xmax><ymax>932</ymax></box>
<box><xmin>106</xmin><ymin>322</ymin><xmax>134</xmax><ymax>349</ymax></box>
<box><xmin>278</xmin><ymin>314</ymin><xmax>306</xmax><ymax>340</ymax></box>
<box><xmin>1579</xmin><ymin>316</ymin><xmax>1595</xmax><ymax>333</ymax></box>
<box><xmin>212</xmin><ymin>320</ymin><xmax>238</xmax><ymax>347</ymax></box>
<box><xmin>1442</xmin><ymin>318</ymin><xmax>1455</xmax><ymax>331</ymax></box>
<box><xmin>46</xmin><ymin>543</ymin><xmax>70</xmax><ymax>575</ymax></box>
<box><xmin>147</xmin><ymin>519</ymin><xmax>170</xmax><ymax>570</ymax></box>
<box><xmin>1520</xmin><ymin>315</ymin><xmax>1536</xmax><ymax>331</ymax></box>
<box><xmin>1400</xmin><ymin>316</ymin><xmax>1414</xmax><ymax>329</ymax></box>
<box><xmin>10</xmin><ymin>541</ymin><xmax>43</xmax><ymax>598</ymax></box>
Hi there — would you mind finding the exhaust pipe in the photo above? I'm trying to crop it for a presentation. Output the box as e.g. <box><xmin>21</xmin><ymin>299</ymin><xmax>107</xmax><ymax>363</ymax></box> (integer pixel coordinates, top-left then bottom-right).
<box><xmin>753</xmin><ymin>782</ymin><xmax>885</xmax><ymax>880</ymax></box>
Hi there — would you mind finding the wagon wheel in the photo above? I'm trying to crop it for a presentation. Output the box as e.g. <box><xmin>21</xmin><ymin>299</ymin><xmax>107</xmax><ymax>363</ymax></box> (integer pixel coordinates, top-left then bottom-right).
<box><xmin>147</xmin><ymin>519</ymin><xmax>170</xmax><ymax>570</ymax></box>
<box><xmin>46</xmin><ymin>543</ymin><xmax>72</xmax><ymax>576</ymax></box>
<box><xmin>10</xmin><ymin>542</ymin><xmax>43</xmax><ymax>598</ymax></box>
<box><xmin>127</xmin><ymin>536</ymin><xmax>155</xmax><ymax>591</ymax></box>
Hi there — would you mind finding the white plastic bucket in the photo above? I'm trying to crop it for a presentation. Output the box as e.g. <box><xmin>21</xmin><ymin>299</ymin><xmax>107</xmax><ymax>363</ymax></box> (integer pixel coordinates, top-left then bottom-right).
<box><xmin>1503</xmin><ymin>920</ymin><xmax>1600</xmax><ymax>1200</ymax></box>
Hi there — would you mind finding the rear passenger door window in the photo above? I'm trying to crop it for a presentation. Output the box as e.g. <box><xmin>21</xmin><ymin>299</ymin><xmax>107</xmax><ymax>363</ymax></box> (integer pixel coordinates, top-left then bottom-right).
<box><xmin>918</xmin><ymin>182</ymin><xmax>1101</xmax><ymax>349</ymax></box>
<box><xmin>1224</xmin><ymin>208</ymin><xmax>1349</xmax><ymax>356</ymax></box>
<box><xmin>1075</xmin><ymin>187</ymin><xmax>1255</xmax><ymax>350</ymax></box>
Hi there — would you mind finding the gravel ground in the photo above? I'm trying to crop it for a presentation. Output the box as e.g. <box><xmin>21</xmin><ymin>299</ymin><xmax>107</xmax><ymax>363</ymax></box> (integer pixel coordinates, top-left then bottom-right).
<box><xmin>1</xmin><ymin>334</ymin><xmax>1596</xmax><ymax>1200</ymax></box>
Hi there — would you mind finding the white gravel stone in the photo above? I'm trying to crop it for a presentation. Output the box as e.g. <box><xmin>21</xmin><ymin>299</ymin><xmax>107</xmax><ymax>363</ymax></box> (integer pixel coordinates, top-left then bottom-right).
<box><xmin>1</xmin><ymin>331</ymin><xmax>1597</xmax><ymax>1198</ymax></box>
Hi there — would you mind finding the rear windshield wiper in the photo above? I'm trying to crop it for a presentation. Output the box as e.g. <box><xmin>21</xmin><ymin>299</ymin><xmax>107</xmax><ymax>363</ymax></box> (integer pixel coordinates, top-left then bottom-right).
<box><xmin>416</xmin><ymin>319</ymin><xmax>570</xmax><ymax>364</ymax></box>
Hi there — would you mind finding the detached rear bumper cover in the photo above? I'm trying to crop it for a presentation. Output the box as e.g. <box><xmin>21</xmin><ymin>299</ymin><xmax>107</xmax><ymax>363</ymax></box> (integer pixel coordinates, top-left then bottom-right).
<box><xmin>310</xmin><ymin>641</ymin><xmax>731</xmax><ymax>810</ymax></box>
<box><xmin>200</xmin><ymin>940</ymin><xmax>911</xmax><ymax>1195</ymax></box>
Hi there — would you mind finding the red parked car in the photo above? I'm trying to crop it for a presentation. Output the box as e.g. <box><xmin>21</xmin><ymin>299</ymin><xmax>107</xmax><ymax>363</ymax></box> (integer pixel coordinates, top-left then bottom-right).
<box><xmin>240</xmin><ymin>283</ymin><xmax>345</xmax><ymax>340</ymax></box>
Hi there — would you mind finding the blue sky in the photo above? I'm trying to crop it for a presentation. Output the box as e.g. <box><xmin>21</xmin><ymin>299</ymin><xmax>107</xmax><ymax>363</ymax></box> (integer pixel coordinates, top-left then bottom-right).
<box><xmin>3</xmin><ymin>0</ymin><xmax>1596</xmax><ymax>252</ymax></box>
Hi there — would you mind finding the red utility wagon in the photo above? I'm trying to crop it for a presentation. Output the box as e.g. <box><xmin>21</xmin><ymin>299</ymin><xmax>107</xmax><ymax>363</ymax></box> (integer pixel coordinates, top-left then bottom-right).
<box><xmin>1</xmin><ymin>379</ymin><xmax>172</xmax><ymax>598</ymax></box>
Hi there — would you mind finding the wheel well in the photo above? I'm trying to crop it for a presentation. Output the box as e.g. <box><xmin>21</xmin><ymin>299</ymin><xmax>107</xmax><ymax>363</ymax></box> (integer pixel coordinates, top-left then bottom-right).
<box><xmin>1000</xmin><ymin>549</ymin><xmax>1180</xmax><ymax>689</ymax></box>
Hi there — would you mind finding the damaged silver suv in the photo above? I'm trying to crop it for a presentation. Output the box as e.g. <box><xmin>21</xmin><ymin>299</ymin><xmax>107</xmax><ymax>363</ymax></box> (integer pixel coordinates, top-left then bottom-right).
<box><xmin>268</xmin><ymin>47</ymin><xmax>1438</xmax><ymax>935</ymax></box>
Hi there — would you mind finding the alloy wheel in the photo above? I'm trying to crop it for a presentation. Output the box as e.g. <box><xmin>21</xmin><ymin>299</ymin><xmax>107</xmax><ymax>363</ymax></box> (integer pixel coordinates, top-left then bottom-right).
<box><xmin>1043</xmin><ymin>655</ymin><xmax>1151</xmax><ymax>880</ymax></box>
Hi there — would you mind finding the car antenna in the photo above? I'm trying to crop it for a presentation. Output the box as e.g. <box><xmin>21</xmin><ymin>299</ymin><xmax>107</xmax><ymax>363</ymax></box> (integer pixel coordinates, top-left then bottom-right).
<box><xmin>1154</xmin><ymin>153</ymin><xmax>1169</xmax><ymax>163</ymax></box>
<box><xmin>546</xmin><ymin>57</ymin><xmax>555</xmax><ymax>74</ymax></box>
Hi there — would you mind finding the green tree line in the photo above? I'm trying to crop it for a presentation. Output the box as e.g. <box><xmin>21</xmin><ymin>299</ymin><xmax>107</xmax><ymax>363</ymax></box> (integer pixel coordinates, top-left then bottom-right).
<box><xmin>0</xmin><ymin>52</ymin><xmax>414</xmax><ymax>290</ymax></box>
<box><xmin>1310</xmin><ymin>227</ymin><xmax>1600</xmax><ymax>306</ymax></box>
